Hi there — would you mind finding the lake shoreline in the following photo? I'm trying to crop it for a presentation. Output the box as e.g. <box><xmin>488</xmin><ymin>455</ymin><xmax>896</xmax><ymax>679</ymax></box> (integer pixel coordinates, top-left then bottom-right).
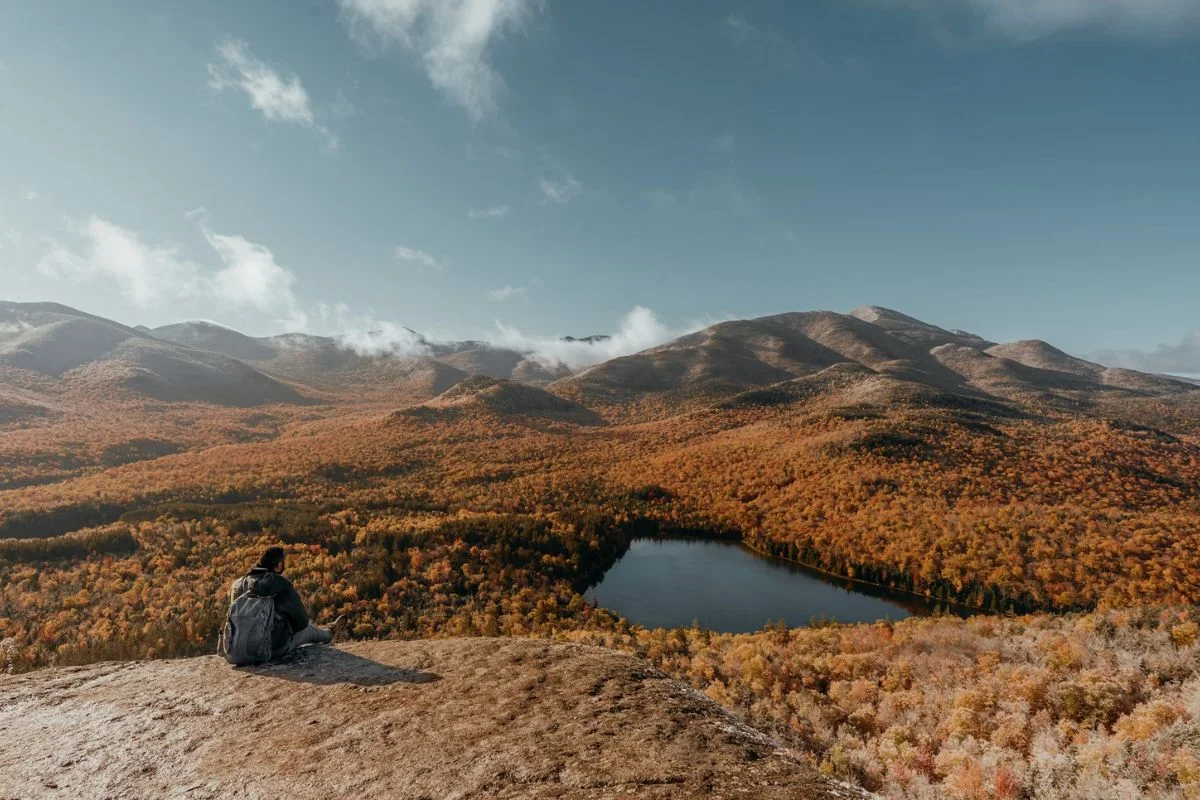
<box><xmin>588</xmin><ymin>537</ymin><xmax>958</xmax><ymax>633</ymax></box>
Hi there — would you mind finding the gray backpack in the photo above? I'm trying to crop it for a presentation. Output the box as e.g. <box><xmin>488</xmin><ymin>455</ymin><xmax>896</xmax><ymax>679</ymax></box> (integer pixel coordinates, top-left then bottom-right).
<box><xmin>218</xmin><ymin>591</ymin><xmax>275</xmax><ymax>666</ymax></box>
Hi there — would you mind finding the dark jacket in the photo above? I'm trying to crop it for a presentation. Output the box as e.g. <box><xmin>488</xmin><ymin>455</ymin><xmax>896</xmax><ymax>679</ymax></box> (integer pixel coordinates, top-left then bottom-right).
<box><xmin>232</xmin><ymin>567</ymin><xmax>310</xmax><ymax>651</ymax></box>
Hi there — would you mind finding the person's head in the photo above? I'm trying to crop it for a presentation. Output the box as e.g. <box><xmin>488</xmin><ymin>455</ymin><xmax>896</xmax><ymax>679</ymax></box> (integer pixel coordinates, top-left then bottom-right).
<box><xmin>256</xmin><ymin>546</ymin><xmax>286</xmax><ymax>574</ymax></box>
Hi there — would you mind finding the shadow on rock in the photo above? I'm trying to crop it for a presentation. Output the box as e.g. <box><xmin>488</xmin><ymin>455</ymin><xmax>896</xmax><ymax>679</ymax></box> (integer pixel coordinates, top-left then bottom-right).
<box><xmin>240</xmin><ymin>645</ymin><xmax>441</xmax><ymax>687</ymax></box>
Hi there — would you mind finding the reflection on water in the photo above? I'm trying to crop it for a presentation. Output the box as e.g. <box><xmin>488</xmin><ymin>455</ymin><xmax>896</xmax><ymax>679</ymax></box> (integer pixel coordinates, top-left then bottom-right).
<box><xmin>588</xmin><ymin>538</ymin><xmax>963</xmax><ymax>633</ymax></box>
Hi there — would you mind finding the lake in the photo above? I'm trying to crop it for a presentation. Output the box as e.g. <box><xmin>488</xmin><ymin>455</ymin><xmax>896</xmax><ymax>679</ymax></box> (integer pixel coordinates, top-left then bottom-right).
<box><xmin>588</xmin><ymin>538</ymin><xmax>940</xmax><ymax>632</ymax></box>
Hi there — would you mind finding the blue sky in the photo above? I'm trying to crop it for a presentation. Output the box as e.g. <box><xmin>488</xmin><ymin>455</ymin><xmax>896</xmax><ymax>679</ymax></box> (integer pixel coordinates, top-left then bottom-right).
<box><xmin>1</xmin><ymin>0</ymin><xmax>1198</xmax><ymax>369</ymax></box>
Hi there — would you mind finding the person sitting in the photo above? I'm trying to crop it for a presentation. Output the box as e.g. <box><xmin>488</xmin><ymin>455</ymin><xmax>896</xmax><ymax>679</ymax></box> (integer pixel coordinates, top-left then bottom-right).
<box><xmin>228</xmin><ymin>545</ymin><xmax>344</xmax><ymax>661</ymax></box>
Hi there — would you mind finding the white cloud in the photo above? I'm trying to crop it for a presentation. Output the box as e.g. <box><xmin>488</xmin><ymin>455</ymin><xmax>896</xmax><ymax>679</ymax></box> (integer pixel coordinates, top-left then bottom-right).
<box><xmin>878</xmin><ymin>0</ymin><xmax>1200</xmax><ymax>40</ymax></box>
<box><xmin>1091</xmin><ymin>330</ymin><xmax>1200</xmax><ymax>376</ymax></box>
<box><xmin>468</xmin><ymin>205</ymin><xmax>510</xmax><ymax>219</ymax></box>
<box><xmin>318</xmin><ymin>303</ymin><xmax>432</xmax><ymax>357</ymax></box>
<box><xmin>336</xmin><ymin>0</ymin><xmax>537</xmax><ymax>121</ymax></box>
<box><xmin>196</xmin><ymin>218</ymin><xmax>308</xmax><ymax>330</ymax></box>
<box><xmin>37</xmin><ymin>217</ymin><xmax>203</xmax><ymax>308</ymax></box>
<box><xmin>394</xmin><ymin>245</ymin><xmax>445</xmax><ymax>270</ymax></box>
<box><xmin>208</xmin><ymin>39</ymin><xmax>313</xmax><ymax>123</ymax></box>
<box><xmin>488</xmin><ymin>284</ymin><xmax>527</xmax><ymax>302</ymax></box>
<box><xmin>22</xmin><ymin>188</ymin><xmax>48</xmax><ymax>203</ymax></box>
<box><xmin>207</xmin><ymin>38</ymin><xmax>337</xmax><ymax>149</ymax></box>
<box><xmin>37</xmin><ymin>212</ymin><xmax>307</xmax><ymax>330</ymax></box>
<box><xmin>491</xmin><ymin>306</ymin><xmax>706</xmax><ymax>370</ymax></box>
<box><xmin>539</xmin><ymin>173</ymin><xmax>582</xmax><ymax>205</ymax></box>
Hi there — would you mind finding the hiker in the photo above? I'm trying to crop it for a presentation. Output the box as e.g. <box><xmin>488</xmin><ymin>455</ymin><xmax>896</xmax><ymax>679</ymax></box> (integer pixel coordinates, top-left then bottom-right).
<box><xmin>219</xmin><ymin>545</ymin><xmax>344</xmax><ymax>665</ymax></box>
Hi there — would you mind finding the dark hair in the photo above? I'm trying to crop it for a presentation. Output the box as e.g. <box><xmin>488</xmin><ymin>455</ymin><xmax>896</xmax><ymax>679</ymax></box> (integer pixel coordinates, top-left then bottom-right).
<box><xmin>257</xmin><ymin>546</ymin><xmax>286</xmax><ymax>571</ymax></box>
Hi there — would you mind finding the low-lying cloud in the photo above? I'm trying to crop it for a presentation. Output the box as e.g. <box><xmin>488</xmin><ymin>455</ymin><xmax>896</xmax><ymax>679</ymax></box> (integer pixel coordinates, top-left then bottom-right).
<box><xmin>34</xmin><ymin>213</ymin><xmax>703</xmax><ymax>369</ymax></box>
<box><xmin>1091</xmin><ymin>330</ymin><xmax>1200</xmax><ymax>377</ymax></box>
<box><xmin>321</xmin><ymin>305</ymin><xmax>693</xmax><ymax>369</ymax></box>
<box><xmin>318</xmin><ymin>303</ymin><xmax>432</xmax><ymax>358</ymax></box>
<box><xmin>491</xmin><ymin>306</ymin><xmax>702</xmax><ymax>371</ymax></box>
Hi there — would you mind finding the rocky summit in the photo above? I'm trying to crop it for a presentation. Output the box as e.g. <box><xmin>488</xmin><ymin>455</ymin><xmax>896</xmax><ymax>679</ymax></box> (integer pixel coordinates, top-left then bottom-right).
<box><xmin>0</xmin><ymin>638</ymin><xmax>863</xmax><ymax>800</ymax></box>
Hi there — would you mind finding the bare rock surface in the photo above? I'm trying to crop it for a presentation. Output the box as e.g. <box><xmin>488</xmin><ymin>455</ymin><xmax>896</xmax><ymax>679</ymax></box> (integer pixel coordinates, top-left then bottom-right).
<box><xmin>0</xmin><ymin>638</ymin><xmax>860</xmax><ymax>800</ymax></box>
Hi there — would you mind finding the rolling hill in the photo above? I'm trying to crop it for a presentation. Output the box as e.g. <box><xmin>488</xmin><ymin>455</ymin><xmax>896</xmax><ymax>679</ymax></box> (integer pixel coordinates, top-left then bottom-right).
<box><xmin>554</xmin><ymin>305</ymin><xmax>1198</xmax><ymax>408</ymax></box>
<box><xmin>150</xmin><ymin>321</ymin><xmax>571</xmax><ymax>390</ymax></box>
<box><xmin>410</xmin><ymin>375</ymin><xmax>604</xmax><ymax>425</ymax></box>
<box><xmin>0</xmin><ymin>302</ymin><xmax>307</xmax><ymax>407</ymax></box>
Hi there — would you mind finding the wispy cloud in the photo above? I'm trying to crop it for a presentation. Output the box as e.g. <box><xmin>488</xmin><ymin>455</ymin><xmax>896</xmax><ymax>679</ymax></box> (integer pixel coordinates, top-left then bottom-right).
<box><xmin>491</xmin><ymin>306</ymin><xmax>709</xmax><ymax>370</ymax></box>
<box><xmin>318</xmin><ymin>303</ymin><xmax>432</xmax><ymax>357</ymax></box>
<box><xmin>875</xmin><ymin>0</ymin><xmax>1200</xmax><ymax>40</ymax></box>
<box><xmin>711</xmin><ymin>133</ymin><xmax>736</xmax><ymax>154</ymax></box>
<box><xmin>468</xmin><ymin>205</ymin><xmax>511</xmax><ymax>219</ymax></box>
<box><xmin>37</xmin><ymin>211</ymin><xmax>307</xmax><ymax>330</ymax></box>
<box><xmin>38</xmin><ymin>218</ymin><xmax>204</xmax><ymax>309</ymax></box>
<box><xmin>22</xmin><ymin>188</ymin><xmax>48</xmax><ymax>203</ymax></box>
<box><xmin>1091</xmin><ymin>331</ymin><xmax>1200</xmax><ymax>376</ymax></box>
<box><xmin>336</xmin><ymin>0</ymin><xmax>538</xmax><ymax>121</ymax></box>
<box><xmin>207</xmin><ymin>38</ymin><xmax>337</xmax><ymax>149</ymax></box>
<box><xmin>539</xmin><ymin>173</ymin><xmax>583</xmax><ymax>205</ymax></box>
<box><xmin>394</xmin><ymin>245</ymin><xmax>445</xmax><ymax>270</ymax></box>
<box><xmin>488</xmin><ymin>284</ymin><xmax>527</xmax><ymax>302</ymax></box>
<box><xmin>193</xmin><ymin>211</ymin><xmax>308</xmax><ymax>330</ymax></box>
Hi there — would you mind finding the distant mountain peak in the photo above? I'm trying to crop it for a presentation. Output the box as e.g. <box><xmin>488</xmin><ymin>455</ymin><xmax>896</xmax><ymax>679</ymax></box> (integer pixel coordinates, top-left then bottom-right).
<box><xmin>561</xmin><ymin>335</ymin><xmax>612</xmax><ymax>344</ymax></box>
<box><xmin>849</xmin><ymin>305</ymin><xmax>929</xmax><ymax>326</ymax></box>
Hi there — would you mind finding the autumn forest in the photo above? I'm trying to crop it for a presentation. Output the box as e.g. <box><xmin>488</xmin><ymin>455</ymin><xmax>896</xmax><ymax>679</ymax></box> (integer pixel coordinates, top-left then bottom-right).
<box><xmin>4</xmin><ymin>303</ymin><xmax>1200</xmax><ymax>799</ymax></box>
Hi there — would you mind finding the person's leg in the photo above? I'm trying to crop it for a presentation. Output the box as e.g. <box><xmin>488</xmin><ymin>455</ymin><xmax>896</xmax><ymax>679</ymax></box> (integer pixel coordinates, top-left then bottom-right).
<box><xmin>289</xmin><ymin>623</ymin><xmax>333</xmax><ymax>647</ymax></box>
<box><xmin>269</xmin><ymin>623</ymin><xmax>335</xmax><ymax>660</ymax></box>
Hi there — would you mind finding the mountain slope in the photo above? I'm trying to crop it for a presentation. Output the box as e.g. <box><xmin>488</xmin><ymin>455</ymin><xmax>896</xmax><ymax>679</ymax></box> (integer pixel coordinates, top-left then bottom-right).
<box><xmin>0</xmin><ymin>302</ymin><xmax>307</xmax><ymax>406</ymax></box>
<box><xmin>556</xmin><ymin>307</ymin><xmax>1198</xmax><ymax>409</ymax></box>
<box><xmin>151</xmin><ymin>322</ymin><xmax>571</xmax><ymax>390</ymax></box>
<box><xmin>414</xmin><ymin>375</ymin><xmax>604</xmax><ymax>425</ymax></box>
<box><xmin>0</xmin><ymin>638</ymin><xmax>852</xmax><ymax>800</ymax></box>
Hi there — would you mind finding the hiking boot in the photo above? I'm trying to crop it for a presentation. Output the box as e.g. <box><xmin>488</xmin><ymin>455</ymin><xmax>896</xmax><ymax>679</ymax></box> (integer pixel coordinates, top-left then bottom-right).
<box><xmin>328</xmin><ymin>615</ymin><xmax>349</xmax><ymax>644</ymax></box>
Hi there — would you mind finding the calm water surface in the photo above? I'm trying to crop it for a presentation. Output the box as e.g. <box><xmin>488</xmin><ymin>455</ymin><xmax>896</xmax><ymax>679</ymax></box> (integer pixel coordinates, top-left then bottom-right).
<box><xmin>588</xmin><ymin>538</ymin><xmax>935</xmax><ymax>632</ymax></box>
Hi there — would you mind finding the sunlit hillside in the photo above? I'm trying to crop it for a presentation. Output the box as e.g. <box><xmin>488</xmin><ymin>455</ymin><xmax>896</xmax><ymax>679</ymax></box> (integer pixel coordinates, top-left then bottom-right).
<box><xmin>3</xmin><ymin>302</ymin><xmax>1200</xmax><ymax>799</ymax></box>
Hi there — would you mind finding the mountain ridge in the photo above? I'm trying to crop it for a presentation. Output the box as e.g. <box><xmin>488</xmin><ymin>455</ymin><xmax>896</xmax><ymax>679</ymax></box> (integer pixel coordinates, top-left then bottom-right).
<box><xmin>4</xmin><ymin>300</ymin><xmax>1196</xmax><ymax>414</ymax></box>
<box><xmin>0</xmin><ymin>302</ymin><xmax>309</xmax><ymax>407</ymax></box>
